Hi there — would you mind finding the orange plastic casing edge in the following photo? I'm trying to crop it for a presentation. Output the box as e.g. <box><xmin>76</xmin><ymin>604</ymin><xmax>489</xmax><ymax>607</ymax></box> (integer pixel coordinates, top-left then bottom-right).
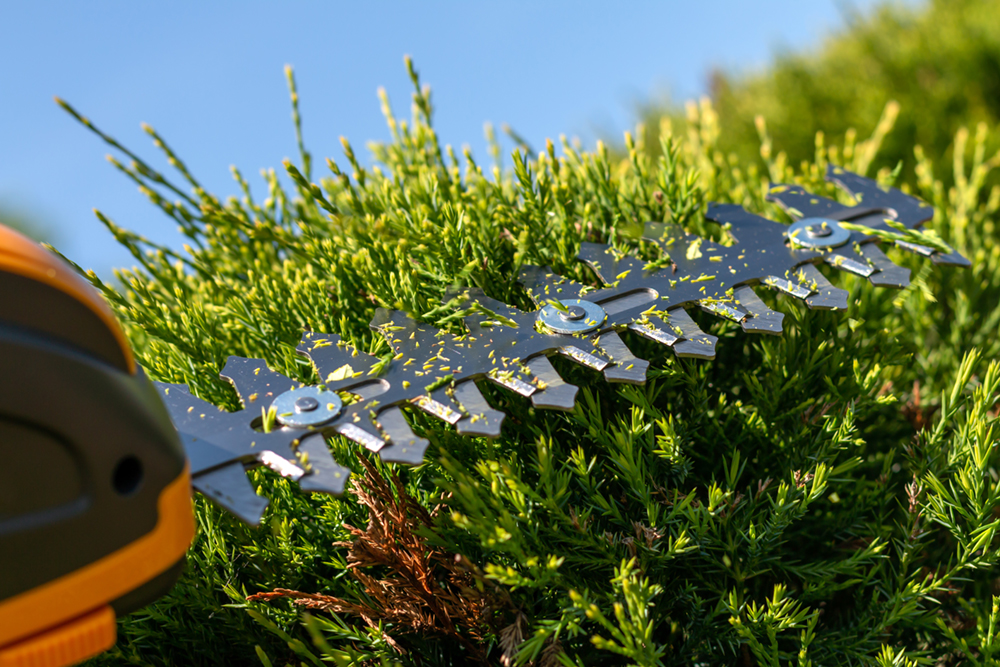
<box><xmin>0</xmin><ymin>225</ymin><xmax>135</xmax><ymax>373</ymax></box>
<box><xmin>0</xmin><ymin>606</ymin><xmax>116</xmax><ymax>667</ymax></box>
<box><xmin>0</xmin><ymin>464</ymin><xmax>194</xmax><ymax>652</ymax></box>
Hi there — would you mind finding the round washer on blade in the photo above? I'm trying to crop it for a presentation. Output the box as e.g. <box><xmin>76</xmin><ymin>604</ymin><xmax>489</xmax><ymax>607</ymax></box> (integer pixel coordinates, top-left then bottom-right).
<box><xmin>271</xmin><ymin>386</ymin><xmax>343</xmax><ymax>428</ymax></box>
<box><xmin>786</xmin><ymin>217</ymin><xmax>851</xmax><ymax>249</ymax></box>
<box><xmin>538</xmin><ymin>298</ymin><xmax>607</xmax><ymax>335</ymax></box>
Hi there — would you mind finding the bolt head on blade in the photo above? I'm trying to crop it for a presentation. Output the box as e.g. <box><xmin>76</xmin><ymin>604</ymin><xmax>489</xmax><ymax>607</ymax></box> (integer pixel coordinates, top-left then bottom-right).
<box><xmin>787</xmin><ymin>217</ymin><xmax>850</xmax><ymax>249</ymax></box>
<box><xmin>271</xmin><ymin>386</ymin><xmax>343</xmax><ymax>428</ymax></box>
<box><xmin>538</xmin><ymin>298</ymin><xmax>607</xmax><ymax>334</ymax></box>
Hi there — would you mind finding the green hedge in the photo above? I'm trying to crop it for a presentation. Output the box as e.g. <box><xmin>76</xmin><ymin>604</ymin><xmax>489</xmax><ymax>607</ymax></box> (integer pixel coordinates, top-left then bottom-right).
<box><xmin>68</xmin><ymin>58</ymin><xmax>1000</xmax><ymax>666</ymax></box>
<box><xmin>637</xmin><ymin>0</ymin><xmax>1000</xmax><ymax>189</ymax></box>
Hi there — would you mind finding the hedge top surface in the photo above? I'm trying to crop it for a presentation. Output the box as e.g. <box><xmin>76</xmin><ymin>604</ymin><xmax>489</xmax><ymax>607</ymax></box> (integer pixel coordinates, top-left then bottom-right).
<box><xmin>60</xmin><ymin>60</ymin><xmax>1000</xmax><ymax>667</ymax></box>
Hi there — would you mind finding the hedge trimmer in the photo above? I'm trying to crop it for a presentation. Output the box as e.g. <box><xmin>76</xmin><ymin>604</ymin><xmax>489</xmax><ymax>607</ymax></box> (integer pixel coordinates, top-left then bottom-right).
<box><xmin>157</xmin><ymin>166</ymin><xmax>969</xmax><ymax>524</ymax></box>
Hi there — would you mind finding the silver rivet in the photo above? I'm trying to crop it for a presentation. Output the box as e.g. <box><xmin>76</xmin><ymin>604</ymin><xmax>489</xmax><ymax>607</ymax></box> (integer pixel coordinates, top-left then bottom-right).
<box><xmin>538</xmin><ymin>299</ymin><xmax>607</xmax><ymax>334</ymax></box>
<box><xmin>787</xmin><ymin>217</ymin><xmax>850</xmax><ymax>249</ymax></box>
<box><xmin>806</xmin><ymin>223</ymin><xmax>832</xmax><ymax>238</ymax></box>
<box><xmin>294</xmin><ymin>396</ymin><xmax>319</xmax><ymax>412</ymax></box>
<box><xmin>271</xmin><ymin>387</ymin><xmax>342</xmax><ymax>428</ymax></box>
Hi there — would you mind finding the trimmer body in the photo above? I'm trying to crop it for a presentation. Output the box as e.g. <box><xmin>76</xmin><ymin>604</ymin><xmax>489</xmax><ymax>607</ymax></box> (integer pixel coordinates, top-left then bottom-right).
<box><xmin>0</xmin><ymin>224</ymin><xmax>194</xmax><ymax>667</ymax></box>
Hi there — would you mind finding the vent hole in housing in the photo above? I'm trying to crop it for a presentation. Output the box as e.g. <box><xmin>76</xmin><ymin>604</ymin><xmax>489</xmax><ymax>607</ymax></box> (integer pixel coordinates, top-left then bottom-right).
<box><xmin>112</xmin><ymin>456</ymin><xmax>144</xmax><ymax>496</ymax></box>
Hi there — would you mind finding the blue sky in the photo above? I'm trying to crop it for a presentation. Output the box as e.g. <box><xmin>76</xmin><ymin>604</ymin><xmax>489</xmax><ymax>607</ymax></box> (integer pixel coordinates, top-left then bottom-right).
<box><xmin>1</xmin><ymin>1</ymin><xmax>896</xmax><ymax>275</ymax></box>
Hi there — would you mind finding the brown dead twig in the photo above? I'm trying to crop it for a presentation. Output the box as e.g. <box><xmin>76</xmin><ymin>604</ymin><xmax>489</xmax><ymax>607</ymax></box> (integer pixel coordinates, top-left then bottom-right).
<box><xmin>248</xmin><ymin>456</ymin><xmax>516</xmax><ymax>664</ymax></box>
<box><xmin>902</xmin><ymin>381</ymin><xmax>939</xmax><ymax>431</ymax></box>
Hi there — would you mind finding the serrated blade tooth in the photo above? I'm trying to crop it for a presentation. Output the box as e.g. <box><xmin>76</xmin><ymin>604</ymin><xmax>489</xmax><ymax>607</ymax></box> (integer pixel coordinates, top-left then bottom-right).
<box><xmin>487</xmin><ymin>368</ymin><xmax>538</xmax><ymax>396</ymax></box>
<box><xmin>856</xmin><ymin>243</ymin><xmax>911</xmax><ymax>288</ymax></box>
<box><xmin>794</xmin><ymin>264</ymin><xmax>850</xmax><ymax>310</ymax></box>
<box><xmin>192</xmin><ymin>462</ymin><xmax>270</xmax><ymax>526</ymax></box>
<box><xmin>597</xmin><ymin>331</ymin><xmax>648</xmax><ymax>384</ymax></box>
<box><xmin>526</xmin><ymin>355</ymin><xmax>578</xmax><ymax>411</ymax></box>
<box><xmin>411</xmin><ymin>387</ymin><xmax>466</xmax><ymax>425</ymax></box>
<box><xmin>295</xmin><ymin>434</ymin><xmax>351</xmax><ymax>495</ymax></box>
<box><xmin>930</xmin><ymin>248</ymin><xmax>973</xmax><ymax>267</ymax></box>
<box><xmin>698</xmin><ymin>299</ymin><xmax>747</xmax><ymax>323</ymax></box>
<box><xmin>374</xmin><ymin>407</ymin><xmax>429</xmax><ymax>464</ymax></box>
<box><xmin>763</xmin><ymin>275</ymin><xmax>813</xmax><ymax>300</ymax></box>
<box><xmin>559</xmin><ymin>345</ymin><xmax>610</xmax><ymax>370</ymax></box>
<box><xmin>733</xmin><ymin>286</ymin><xmax>784</xmax><ymax>335</ymax></box>
<box><xmin>824</xmin><ymin>252</ymin><xmax>875</xmax><ymax>277</ymax></box>
<box><xmin>259</xmin><ymin>450</ymin><xmax>304</xmax><ymax>479</ymax></box>
<box><xmin>453</xmin><ymin>380</ymin><xmax>505</xmax><ymax>437</ymax></box>
<box><xmin>875</xmin><ymin>221</ymin><xmax>958</xmax><ymax>261</ymax></box>
<box><xmin>334</xmin><ymin>422</ymin><xmax>387</xmax><ymax>452</ymax></box>
<box><xmin>221</xmin><ymin>356</ymin><xmax>302</xmax><ymax>408</ymax></box>
<box><xmin>896</xmin><ymin>240</ymin><xmax>935</xmax><ymax>257</ymax></box>
<box><xmin>665</xmin><ymin>307</ymin><xmax>717</xmax><ymax>359</ymax></box>
<box><xmin>628</xmin><ymin>315</ymin><xmax>680</xmax><ymax>347</ymax></box>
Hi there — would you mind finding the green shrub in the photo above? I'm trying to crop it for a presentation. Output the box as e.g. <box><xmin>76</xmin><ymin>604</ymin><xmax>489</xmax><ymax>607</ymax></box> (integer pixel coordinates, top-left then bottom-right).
<box><xmin>67</xmin><ymin>58</ymin><xmax>1000</xmax><ymax>666</ymax></box>
<box><xmin>637</xmin><ymin>0</ymin><xmax>1000</xmax><ymax>189</ymax></box>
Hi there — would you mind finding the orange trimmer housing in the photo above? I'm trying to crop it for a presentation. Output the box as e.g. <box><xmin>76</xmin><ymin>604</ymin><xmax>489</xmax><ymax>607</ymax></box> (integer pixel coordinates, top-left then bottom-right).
<box><xmin>0</xmin><ymin>225</ymin><xmax>194</xmax><ymax>667</ymax></box>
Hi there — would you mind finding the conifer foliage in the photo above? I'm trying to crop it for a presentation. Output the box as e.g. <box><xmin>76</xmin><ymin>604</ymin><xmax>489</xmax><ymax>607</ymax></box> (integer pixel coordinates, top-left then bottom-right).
<box><xmin>64</xmin><ymin>58</ymin><xmax>1000</xmax><ymax>665</ymax></box>
<box><xmin>638</xmin><ymin>0</ymin><xmax>1000</xmax><ymax>188</ymax></box>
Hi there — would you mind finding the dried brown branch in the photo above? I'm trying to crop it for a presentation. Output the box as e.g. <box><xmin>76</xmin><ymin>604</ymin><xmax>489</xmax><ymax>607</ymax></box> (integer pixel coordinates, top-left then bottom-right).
<box><xmin>247</xmin><ymin>456</ymin><xmax>513</xmax><ymax>664</ymax></box>
<box><xmin>902</xmin><ymin>381</ymin><xmax>940</xmax><ymax>431</ymax></box>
